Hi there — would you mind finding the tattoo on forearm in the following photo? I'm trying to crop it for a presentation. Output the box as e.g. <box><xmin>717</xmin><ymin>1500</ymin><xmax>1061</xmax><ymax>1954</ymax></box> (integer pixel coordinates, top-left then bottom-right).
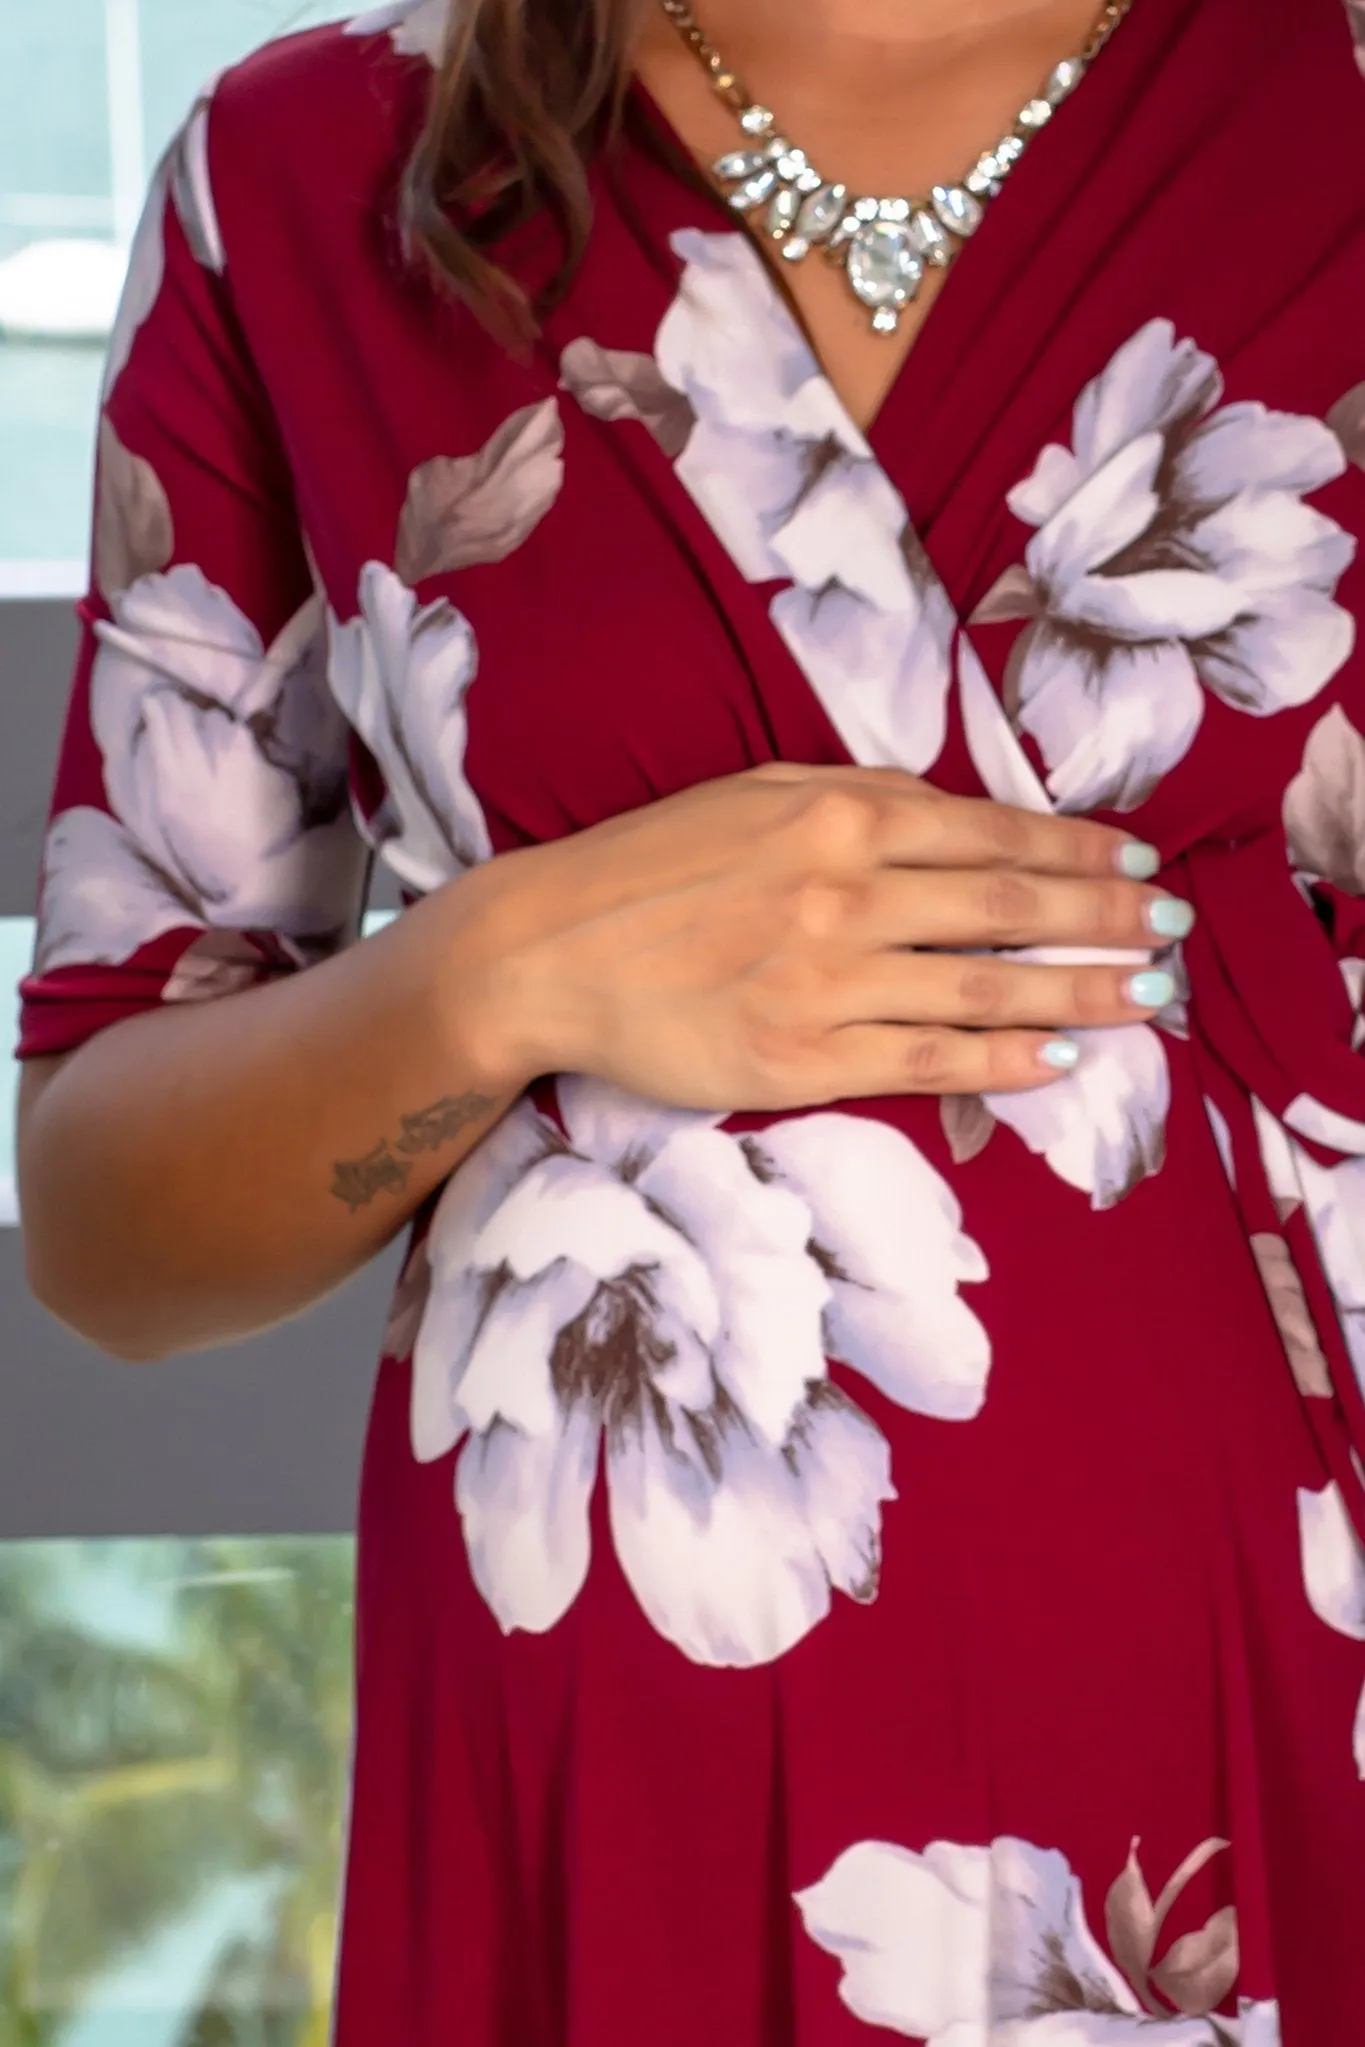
<box><xmin>329</xmin><ymin>1092</ymin><xmax>499</xmax><ymax>1211</ymax></box>
<box><xmin>330</xmin><ymin>1140</ymin><xmax>412</xmax><ymax>1211</ymax></box>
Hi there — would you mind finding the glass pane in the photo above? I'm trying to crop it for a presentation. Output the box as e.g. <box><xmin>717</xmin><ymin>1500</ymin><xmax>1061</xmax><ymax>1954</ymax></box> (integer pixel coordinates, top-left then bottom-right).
<box><xmin>0</xmin><ymin>1534</ymin><xmax>355</xmax><ymax>2043</ymax></box>
<box><xmin>0</xmin><ymin>0</ymin><xmax>360</xmax><ymax>580</ymax></box>
<box><xmin>2</xmin><ymin>912</ymin><xmax>395</xmax><ymax>1228</ymax></box>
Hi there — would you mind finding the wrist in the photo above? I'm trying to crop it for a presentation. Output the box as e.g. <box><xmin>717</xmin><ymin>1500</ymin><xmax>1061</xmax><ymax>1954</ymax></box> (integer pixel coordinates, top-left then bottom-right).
<box><xmin>414</xmin><ymin>850</ymin><xmax>576</xmax><ymax>1096</ymax></box>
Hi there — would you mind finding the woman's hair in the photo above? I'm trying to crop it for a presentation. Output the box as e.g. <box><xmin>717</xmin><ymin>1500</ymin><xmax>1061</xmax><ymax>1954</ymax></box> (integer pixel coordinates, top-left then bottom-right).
<box><xmin>399</xmin><ymin>0</ymin><xmax>649</xmax><ymax>348</ymax></box>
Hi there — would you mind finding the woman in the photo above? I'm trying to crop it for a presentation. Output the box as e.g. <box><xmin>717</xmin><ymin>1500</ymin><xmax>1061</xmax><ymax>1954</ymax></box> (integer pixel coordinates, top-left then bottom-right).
<box><xmin>14</xmin><ymin>0</ymin><xmax>1365</xmax><ymax>2035</ymax></box>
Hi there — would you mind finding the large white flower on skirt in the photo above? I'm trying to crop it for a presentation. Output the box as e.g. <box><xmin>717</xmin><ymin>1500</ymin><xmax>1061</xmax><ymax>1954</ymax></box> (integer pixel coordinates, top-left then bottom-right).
<box><xmin>35</xmin><ymin>567</ymin><xmax>366</xmax><ymax>976</ymax></box>
<box><xmin>327</xmin><ymin>563</ymin><xmax>492</xmax><ymax>893</ymax></box>
<box><xmin>652</xmin><ymin>228</ymin><xmax>956</xmax><ymax>775</ymax></box>
<box><xmin>797</xmin><ymin>1833</ymin><xmax>1278</xmax><ymax>2044</ymax></box>
<box><xmin>412</xmin><ymin>1077</ymin><xmax>991</xmax><ymax>1667</ymax></box>
<box><xmin>949</xmin><ymin>640</ymin><xmax>1172</xmax><ymax>1208</ymax></box>
<box><xmin>976</xmin><ymin>319</ymin><xmax>1354</xmax><ymax>813</ymax></box>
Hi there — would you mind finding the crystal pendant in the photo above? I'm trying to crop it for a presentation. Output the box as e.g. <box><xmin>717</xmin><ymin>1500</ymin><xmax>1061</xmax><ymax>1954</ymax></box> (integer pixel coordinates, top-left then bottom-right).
<box><xmin>908</xmin><ymin>208</ymin><xmax>950</xmax><ymax>264</ymax></box>
<box><xmin>739</xmin><ymin>104</ymin><xmax>774</xmax><ymax>135</ymax></box>
<box><xmin>845</xmin><ymin>222</ymin><xmax>924</xmax><ymax>316</ymax></box>
<box><xmin>794</xmin><ymin>182</ymin><xmax>847</xmax><ymax>243</ymax></box>
<box><xmin>1045</xmin><ymin>57</ymin><xmax>1083</xmax><ymax>102</ymax></box>
<box><xmin>1017</xmin><ymin>97</ymin><xmax>1053</xmax><ymax>130</ymax></box>
<box><xmin>714</xmin><ymin>147</ymin><xmax>771</xmax><ymax>181</ymax></box>
<box><xmin>729</xmin><ymin>166</ymin><xmax>778</xmax><ymax>209</ymax></box>
<box><xmin>930</xmin><ymin>185</ymin><xmax>984</xmax><ymax>237</ymax></box>
<box><xmin>766</xmin><ymin>186</ymin><xmax>801</xmax><ymax>235</ymax></box>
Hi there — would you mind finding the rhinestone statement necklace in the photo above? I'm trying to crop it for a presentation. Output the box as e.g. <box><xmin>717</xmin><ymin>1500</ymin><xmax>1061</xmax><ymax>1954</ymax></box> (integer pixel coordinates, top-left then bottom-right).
<box><xmin>659</xmin><ymin>0</ymin><xmax>1132</xmax><ymax>333</ymax></box>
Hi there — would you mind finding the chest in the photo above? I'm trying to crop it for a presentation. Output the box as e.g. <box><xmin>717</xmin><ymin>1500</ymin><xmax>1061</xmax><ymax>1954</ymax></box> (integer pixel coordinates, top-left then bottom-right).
<box><xmin>243</xmin><ymin>23</ymin><xmax>1365</xmax><ymax>865</ymax></box>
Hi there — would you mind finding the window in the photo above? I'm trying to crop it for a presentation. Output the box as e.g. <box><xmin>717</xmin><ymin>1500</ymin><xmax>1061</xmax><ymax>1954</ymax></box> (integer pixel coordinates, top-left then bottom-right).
<box><xmin>2</xmin><ymin>886</ymin><xmax>392</xmax><ymax>2038</ymax></box>
<box><xmin>1</xmin><ymin>18</ymin><xmax>400</xmax><ymax>2036</ymax></box>
<box><xmin>0</xmin><ymin>1534</ymin><xmax>355</xmax><ymax>2040</ymax></box>
<box><xmin>0</xmin><ymin>0</ymin><xmax>355</xmax><ymax>590</ymax></box>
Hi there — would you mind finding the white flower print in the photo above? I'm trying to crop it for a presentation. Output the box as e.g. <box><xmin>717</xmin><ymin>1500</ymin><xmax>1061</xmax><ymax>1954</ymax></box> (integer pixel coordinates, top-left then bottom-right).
<box><xmin>583</xmin><ymin>228</ymin><xmax>957</xmax><ymax>774</ymax></box>
<box><xmin>1330</xmin><ymin>382</ymin><xmax>1365</xmax><ymax>469</ymax></box>
<box><xmin>103</xmin><ymin>79</ymin><xmax>223</xmax><ymax>404</ymax></box>
<box><xmin>952</xmin><ymin>639</ymin><xmax>1172</xmax><ymax>1208</ymax></box>
<box><xmin>35</xmin><ymin>568</ymin><xmax>366</xmax><ymax>977</ymax></box>
<box><xmin>394</xmin><ymin>400</ymin><xmax>565</xmax><ymax>581</ymax></box>
<box><xmin>986</xmin><ymin>1019</ymin><xmax>1170</xmax><ymax>1209</ymax></box>
<box><xmin>327</xmin><ymin>401</ymin><xmax>563</xmax><ymax>892</ymax></box>
<box><xmin>559</xmin><ymin>338</ymin><xmax>695</xmax><ymax>457</ymax></box>
<box><xmin>1248</xmin><ymin>1234</ymin><xmax>1334</xmax><ymax>1399</ymax></box>
<box><xmin>1292</xmin><ymin>1148</ymin><xmax>1365</xmax><ymax>1385</ymax></box>
<box><xmin>1253</xmin><ymin>1096</ymin><xmax>1365</xmax><ymax>1398</ymax></box>
<box><xmin>411</xmin><ymin>1077</ymin><xmax>990</xmax><ymax>1667</ymax></box>
<box><xmin>1284</xmin><ymin>703</ymin><xmax>1365</xmax><ymax>898</ymax></box>
<box><xmin>796</xmin><ymin>1833</ymin><xmax>1278</xmax><ymax>2044</ymax></box>
<box><xmin>976</xmin><ymin>319</ymin><xmax>1354</xmax><ymax>813</ymax></box>
<box><xmin>344</xmin><ymin>0</ymin><xmax>449</xmax><ymax>62</ymax></box>
<box><xmin>1347</xmin><ymin>0</ymin><xmax>1365</xmax><ymax>77</ymax></box>
<box><xmin>328</xmin><ymin>565</ymin><xmax>491</xmax><ymax>893</ymax></box>
<box><xmin>1277</xmin><ymin>709</ymin><xmax>1365</xmax><ymax>1150</ymax></box>
<box><xmin>1297</xmin><ymin>1480</ymin><xmax>1365</xmax><ymax>1777</ymax></box>
<box><xmin>1203</xmin><ymin>1096</ymin><xmax>1236</xmax><ymax>1187</ymax></box>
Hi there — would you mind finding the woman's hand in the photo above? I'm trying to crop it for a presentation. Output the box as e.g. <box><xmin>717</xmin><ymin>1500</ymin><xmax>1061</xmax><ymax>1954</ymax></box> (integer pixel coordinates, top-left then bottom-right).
<box><xmin>463</xmin><ymin>761</ymin><xmax>1189</xmax><ymax>1112</ymax></box>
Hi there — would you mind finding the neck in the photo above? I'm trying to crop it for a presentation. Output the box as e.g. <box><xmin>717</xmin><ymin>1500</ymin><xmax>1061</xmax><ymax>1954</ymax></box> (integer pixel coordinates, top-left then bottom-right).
<box><xmin>669</xmin><ymin>0</ymin><xmax>1107</xmax><ymax>75</ymax></box>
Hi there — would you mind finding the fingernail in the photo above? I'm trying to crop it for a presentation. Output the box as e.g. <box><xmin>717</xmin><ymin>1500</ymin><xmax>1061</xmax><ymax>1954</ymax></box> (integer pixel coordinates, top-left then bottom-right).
<box><xmin>1117</xmin><ymin>841</ymin><xmax>1161</xmax><ymax>880</ymax></box>
<box><xmin>1038</xmin><ymin>1037</ymin><xmax>1081</xmax><ymax>1070</ymax></box>
<box><xmin>1144</xmin><ymin>896</ymin><xmax>1195</xmax><ymax>940</ymax></box>
<box><xmin>1126</xmin><ymin>969</ymin><xmax>1176</xmax><ymax>1009</ymax></box>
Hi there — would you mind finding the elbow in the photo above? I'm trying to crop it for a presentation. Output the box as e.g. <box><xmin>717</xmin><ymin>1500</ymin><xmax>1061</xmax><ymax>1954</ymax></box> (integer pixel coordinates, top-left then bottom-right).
<box><xmin>16</xmin><ymin>1066</ymin><xmax>172</xmax><ymax>1364</ymax></box>
<box><xmin>22</xmin><ymin>1231</ymin><xmax>169</xmax><ymax>1365</ymax></box>
<box><xmin>18</xmin><ymin>1167</ymin><xmax>167</xmax><ymax>1365</ymax></box>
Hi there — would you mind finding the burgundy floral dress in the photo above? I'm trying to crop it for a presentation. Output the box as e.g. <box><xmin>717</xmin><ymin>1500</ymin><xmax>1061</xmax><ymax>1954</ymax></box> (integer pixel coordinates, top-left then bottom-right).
<box><xmin>18</xmin><ymin>0</ymin><xmax>1365</xmax><ymax>2036</ymax></box>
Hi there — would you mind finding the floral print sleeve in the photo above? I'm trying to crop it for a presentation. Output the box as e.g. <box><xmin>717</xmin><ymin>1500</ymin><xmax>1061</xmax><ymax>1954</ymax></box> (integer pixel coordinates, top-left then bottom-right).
<box><xmin>15</xmin><ymin>84</ymin><xmax>368</xmax><ymax>1061</ymax></box>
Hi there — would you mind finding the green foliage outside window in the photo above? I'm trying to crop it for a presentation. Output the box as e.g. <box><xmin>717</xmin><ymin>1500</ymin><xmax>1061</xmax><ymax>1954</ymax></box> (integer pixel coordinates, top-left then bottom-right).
<box><xmin>0</xmin><ymin>1537</ymin><xmax>354</xmax><ymax>2046</ymax></box>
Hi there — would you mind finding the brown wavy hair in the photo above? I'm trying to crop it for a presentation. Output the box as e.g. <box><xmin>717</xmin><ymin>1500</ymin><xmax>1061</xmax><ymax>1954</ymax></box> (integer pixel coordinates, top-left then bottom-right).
<box><xmin>398</xmin><ymin>0</ymin><xmax>655</xmax><ymax>348</ymax></box>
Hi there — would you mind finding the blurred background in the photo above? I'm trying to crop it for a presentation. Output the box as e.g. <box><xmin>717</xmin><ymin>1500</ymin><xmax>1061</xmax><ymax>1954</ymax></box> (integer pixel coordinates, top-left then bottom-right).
<box><xmin>0</xmin><ymin>6</ymin><xmax>405</xmax><ymax>2040</ymax></box>
<box><xmin>1</xmin><ymin>0</ymin><xmax>363</xmax><ymax>579</ymax></box>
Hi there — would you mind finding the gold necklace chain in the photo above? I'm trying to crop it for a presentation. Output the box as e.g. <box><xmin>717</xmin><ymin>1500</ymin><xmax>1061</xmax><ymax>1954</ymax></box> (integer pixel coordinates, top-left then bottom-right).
<box><xmin>657</xmin><ymin>0</ymin><xmax>1134</xmax><ymax>334</ymax></box>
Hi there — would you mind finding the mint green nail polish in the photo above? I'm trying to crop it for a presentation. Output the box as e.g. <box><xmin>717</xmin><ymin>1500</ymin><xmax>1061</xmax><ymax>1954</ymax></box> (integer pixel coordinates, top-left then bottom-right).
<box><xmin>1145</xmin><ymin>896</ymin><xmax>1195</xmax><ymax>940</ymax></box>
<box><xmin>1127</xmin><ymin>969</ymin><xmax>1176</xmax><ymax>1009</ymax></box>
<box><xmin>1118</xmin><ymin>841</ymin><xmax>1161</xmax><ymax>880</ymax></box>
<box><xmin>1039</xmin><ymin>1038</ymin><xmax>1081</xmax><ymax>1070</ymax></box>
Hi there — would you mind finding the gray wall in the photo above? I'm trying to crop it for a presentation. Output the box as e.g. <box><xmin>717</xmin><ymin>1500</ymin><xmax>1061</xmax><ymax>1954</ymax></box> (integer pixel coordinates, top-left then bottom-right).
<box><xmin>0</xmin><ymin>597</ymin><xmax>404</xmax><ymax>1537</ymax></box>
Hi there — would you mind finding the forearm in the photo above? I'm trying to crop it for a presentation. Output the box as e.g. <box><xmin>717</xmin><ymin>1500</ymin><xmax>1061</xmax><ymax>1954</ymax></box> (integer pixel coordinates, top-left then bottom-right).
<box><xmin>18</xmin><ymin>866</ymin><xmax>535</xmax><ymax>1362</ymax></box>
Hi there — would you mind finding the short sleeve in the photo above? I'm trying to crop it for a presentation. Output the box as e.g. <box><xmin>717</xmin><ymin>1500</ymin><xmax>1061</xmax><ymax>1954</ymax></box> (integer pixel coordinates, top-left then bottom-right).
<box><xmin>15</xmin><ymin>81</ymin><xmax>369</xmax><ymax>1062</ymax></box>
